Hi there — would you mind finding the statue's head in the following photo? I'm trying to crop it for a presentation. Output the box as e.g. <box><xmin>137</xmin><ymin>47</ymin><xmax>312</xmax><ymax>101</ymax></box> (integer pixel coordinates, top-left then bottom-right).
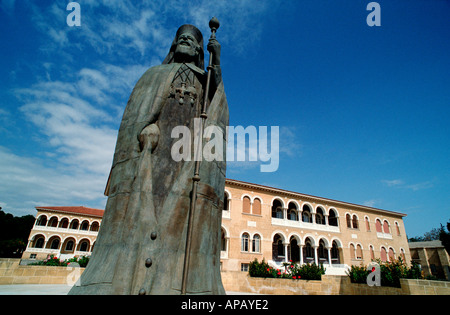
<box><xmin>163</xmin><ymin>24</ymin><xmax>205</xmax><ymax>69</ymax></box>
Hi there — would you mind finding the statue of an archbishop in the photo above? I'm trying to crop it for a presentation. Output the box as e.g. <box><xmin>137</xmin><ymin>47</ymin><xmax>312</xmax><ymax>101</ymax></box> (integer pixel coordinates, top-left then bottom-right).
<box><xmin>69</xmin><ymin>23</ymin><xmax>228</xmax><ymax>295</ymax></box>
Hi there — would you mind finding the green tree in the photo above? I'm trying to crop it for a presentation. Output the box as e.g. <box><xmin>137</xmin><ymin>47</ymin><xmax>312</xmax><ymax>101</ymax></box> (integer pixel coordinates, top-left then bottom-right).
<box><xmin>0</xmin><ymin>209</ymin><xmax>35</xmax><ymax>258</ymax></box>
<box><xmin>439</xmin><ymin>221</ymin><xmax>450</xmax><ymax>255</ymax></box>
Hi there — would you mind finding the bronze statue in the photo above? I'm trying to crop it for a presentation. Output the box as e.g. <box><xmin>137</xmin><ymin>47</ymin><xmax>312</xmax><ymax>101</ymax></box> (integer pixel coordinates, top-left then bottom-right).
<box><xmin>69</xmin><ymin>18</ymin><xmax>228</xmax><ymax>295</ymax></box>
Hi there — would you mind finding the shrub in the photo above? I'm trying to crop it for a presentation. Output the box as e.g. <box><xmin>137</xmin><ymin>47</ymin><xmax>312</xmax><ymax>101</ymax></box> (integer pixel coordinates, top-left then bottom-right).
<box><xmin>30</xmin><ymin>254</ymin><xmax>67</xmax><ymax>267</ymax></box>
<box><xmin>249</xmin><ymin>258</ymin><xmax>272</xmax><ymax>278</ymax></box>
<box><xmin>29</xmin><ymin>255</ymin><xmax>90</xmax><ymax>268</ymax></box>
<box><xmin>65</xmin><ymin>255</ymin><xmax>90</xmax><ymax>267</ymax></box>
<box><xmin>249</xmin><ymin>258</ymin><xmax>326</xmax><ymax>280</ymax></box>
<box><xmin>347</xmin><ymin>264</ymin><xmax>370</xmax><ymax>284</ymax></box>
<box><xmin>347</xmin><ymin>256</ymin><xmax>423</xmax><ymax>288</ymax></box>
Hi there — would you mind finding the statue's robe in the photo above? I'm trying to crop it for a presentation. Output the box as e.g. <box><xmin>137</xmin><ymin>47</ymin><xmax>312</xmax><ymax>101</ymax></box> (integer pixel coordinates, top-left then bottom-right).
<box><xmin>69</xmin><ymin>62</ymin><xmax>228</xmax><ymax>295</ymax></box>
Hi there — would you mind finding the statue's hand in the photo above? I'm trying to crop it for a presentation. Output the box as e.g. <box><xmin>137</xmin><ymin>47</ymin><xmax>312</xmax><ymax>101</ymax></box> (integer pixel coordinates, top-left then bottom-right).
<box><xmin>138</xmin><ymin>124</ymin><xmax>160</xmax><ymax>153</ymax></box>
<box><xmin>207</xmin><ymin>38</ymin><xmax>221</xmax><ymax>65</ymax></box>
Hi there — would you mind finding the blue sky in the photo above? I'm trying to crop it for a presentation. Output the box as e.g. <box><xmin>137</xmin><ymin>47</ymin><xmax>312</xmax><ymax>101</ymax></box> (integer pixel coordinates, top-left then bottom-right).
<box><xmin>0</xmin><ymin>0</ymin><xmax>448</xmax><ymax>238</ymax></box>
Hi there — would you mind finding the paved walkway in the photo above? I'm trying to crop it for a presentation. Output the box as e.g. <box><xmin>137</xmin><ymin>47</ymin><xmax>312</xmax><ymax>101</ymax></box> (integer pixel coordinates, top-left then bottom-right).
<box><xmin>0</xmin><ymin>284</ymin><xmax>71</xmax><ymax>295</ymax></box>
<box><xmin>0</xmin><ymin>284</ymin><xmax>255</xmax><ymax>295</ymax></box>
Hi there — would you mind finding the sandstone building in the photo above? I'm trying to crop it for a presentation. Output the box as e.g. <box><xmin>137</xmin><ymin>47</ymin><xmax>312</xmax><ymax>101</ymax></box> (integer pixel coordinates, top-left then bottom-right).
<box><xmin>22</xmin><ymin>179</ymin><xmax>411</xmax><ymax>275</ymax></box>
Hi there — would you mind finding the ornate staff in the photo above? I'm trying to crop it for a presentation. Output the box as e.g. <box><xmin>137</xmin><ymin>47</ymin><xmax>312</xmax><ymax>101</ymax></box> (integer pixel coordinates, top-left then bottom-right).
<box><xmin>181</xmin><ymin>17</ymin><xmax>220</xmax><ymax>295</ymax></box>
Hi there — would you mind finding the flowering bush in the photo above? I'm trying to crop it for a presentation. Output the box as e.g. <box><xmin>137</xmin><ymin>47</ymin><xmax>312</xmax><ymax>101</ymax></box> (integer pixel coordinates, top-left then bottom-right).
<box><xmin>30</xmin><ymin>255</ymin><xmax>90</xmax><ymax>267</ymax></box>
<box><xmin>347</xmin><ymin>256</ymin><xmax>423</xmax><ymax>287</ymax></box>
<box><xmin>249</xmin><ymin>258</ymin><xmax>326</xmax><ymax>280</ymax></box>
<box><xmin>65</xmin><ymin>255</ymin><xmax>90</xmax><ymax>267</ymax></box>
<box><xmin>30</xmin><ymin>254</ymin><xmax>67</xmax><ymax>266</ymax></box>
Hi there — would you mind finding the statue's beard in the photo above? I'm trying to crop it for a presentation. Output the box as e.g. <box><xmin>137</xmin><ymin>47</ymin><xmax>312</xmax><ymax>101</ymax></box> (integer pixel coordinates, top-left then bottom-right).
<box><xmin>174</xmin><ymin>45</ymin><xmax>199</xmax><ymax>64</ymax></box>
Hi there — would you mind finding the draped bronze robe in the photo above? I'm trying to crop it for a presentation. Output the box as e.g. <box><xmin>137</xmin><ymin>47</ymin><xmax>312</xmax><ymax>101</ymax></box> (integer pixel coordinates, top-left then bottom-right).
<box><xmin>69</xmin><ymin>61</ymin><xmax>228</xmax><ymax>295</ymax></box>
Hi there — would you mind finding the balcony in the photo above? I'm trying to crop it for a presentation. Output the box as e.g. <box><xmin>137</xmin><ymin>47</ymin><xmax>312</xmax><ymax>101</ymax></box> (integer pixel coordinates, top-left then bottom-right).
<box><xmin>33</xmin><ymin>225</ymin><xmax>99</xmax><ymax>236</ymax></box>
<box><xmin>271</xmin><ymin>217</ymin><xmax>340</xmax><ymax>233</ymax></box>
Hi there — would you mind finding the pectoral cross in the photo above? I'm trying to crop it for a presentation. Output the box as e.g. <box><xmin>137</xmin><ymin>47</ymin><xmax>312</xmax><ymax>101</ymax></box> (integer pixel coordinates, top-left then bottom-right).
<box><xmin>173</xmin><ymin>82</ymin><xmax>197</xmax><ymax>106</ymax></box>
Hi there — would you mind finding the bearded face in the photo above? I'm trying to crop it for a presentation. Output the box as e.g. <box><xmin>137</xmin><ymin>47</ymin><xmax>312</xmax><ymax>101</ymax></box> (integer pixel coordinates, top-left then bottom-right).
<box><xmin>174</xmin><ymin>32</ymin><xmax>201</xmax><ymax>63</ymax></box>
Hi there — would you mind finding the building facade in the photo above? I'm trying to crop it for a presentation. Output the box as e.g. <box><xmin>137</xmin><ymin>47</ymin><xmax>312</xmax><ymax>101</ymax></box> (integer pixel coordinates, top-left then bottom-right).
<box><xmin>22</xmin><ymin>206</ymin><xmax>103</xmax><ymax>261</ymax></box>
<box><xmin>409</xmin><ymin>240</ymin><xmax>450</xmax><ymax>280</ymax></box>
<box><xmin>22</xmin><ymin>179</ymin><xmax>411</xmax><ymax>276</ymax></box>
<box><xmin>221</xmin><ymin>179</ymin><xmax>411</xmax><ymax>275</ymax></box>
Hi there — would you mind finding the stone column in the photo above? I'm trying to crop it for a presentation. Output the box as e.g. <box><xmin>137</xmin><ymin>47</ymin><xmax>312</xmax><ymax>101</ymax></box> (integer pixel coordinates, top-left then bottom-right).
<box><xmin>437</xmin><ymin>248</ymin><xmax>450</xmax><ymax>280</ymax></box>
<box><xmin>417</xmin><ymin>248</ymin><xmax>430</xmax><ymax>277</ymax></box>
<box><xmin>314</xmin><ymin>246</ymin><xmax>319</xmax><ymax>265</ymax></box>
<box><xmin>299</xmin><ymin>244</ymin><xmax>303</xmax><ymax>265</ymax></box>
<box><xmin>327</xmin><ymin>247</ymin><xmax>332</xmax><ymax>265</ymax></box>
<box><xmin>284</xmin><ymin>242</ymin><xmax>289</xmax><ymax>263</ymax></box>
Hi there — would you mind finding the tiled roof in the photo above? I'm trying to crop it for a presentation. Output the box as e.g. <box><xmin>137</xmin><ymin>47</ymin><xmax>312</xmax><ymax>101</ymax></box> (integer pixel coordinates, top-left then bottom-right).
<box><xmin>35</xmin><ymin>206</ymin><xmax>104</xmax><ymax>218</ymax></box>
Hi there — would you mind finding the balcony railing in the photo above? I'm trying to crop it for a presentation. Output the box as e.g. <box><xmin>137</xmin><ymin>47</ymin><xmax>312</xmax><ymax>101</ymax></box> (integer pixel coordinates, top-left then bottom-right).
<box><xmin>271</xmin><ymin>217</ymin><xmax>340</xmax><ymax>233</ymax></box>
<box><xmin>33</xmin><ymin>225</ymin><xmax>99</xmax><ymax>235</ymax></box>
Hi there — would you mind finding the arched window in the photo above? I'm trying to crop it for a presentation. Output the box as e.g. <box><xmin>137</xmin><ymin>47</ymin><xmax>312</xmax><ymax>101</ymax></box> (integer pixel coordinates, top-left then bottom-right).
<box><xmin>36</xmin><ymin>216</ymin><xmax>47</xmax><ymax>226</ymax></box>
<box><xmin>252</xmin><ymin>234</ymin><xmax>261</xmax><ymax>253</ymax></box>
<box><xmin>241</xmin><ymin>233</ymin><xmax>249</xmax><ymax>252</ymax></box>
<box><xmin>65</xmin><ymin>240</ymin><xmax>74</xmax><ymax>251</ymax></box>
<box><xmin>346</xmin><ymin>214</ymin><xmax>352</xmax><ymax>228</ymax></box>
<box><xmin>365</xmin><ymin>217</ymin><xmax>370</xmax><ymax>231</ymax></box>
<box><xmin>289</xmin><ymin>237</ymin><xmax>300</xmax><ymax>263</ymax></box>
<box><xmin>272</xmin><ymin>234</ymin><xmax>284</xmax><ymax>260</ymax></box>
<box><xmin>287</xmin><ymin>202</ymin><xmax>297</xmax><ymax>221</ymax></box>
<box><xmin>369</xmin><ymin>245</ymin><xmax>375</xmax><ymax>260</ymax></box>
<box><xmin>375</xmin><ymin>219</ymin><xmax>382</xmax><ymax>232</ymax></box>
<box><xmin>221</xmin><ymin>228</ymin><xmax>227</xmax><ymax>252</ymax></box>
<box><xmin>79</xmin><ymin>240</ymin><xmax>90</xmax><ymax>252</ymax></box>
<box><xmin>388</xmin><ymin>248</ymin><xmax>395</xmax><ymax>261</ymax></box>
<box><xmin>318</xmin><ymin>239</ymin><xmax>327</xmax><ymax>262</ymax></box>
<box><xmin>383</xmin><ymin>220</ymin><xmax>390</xmax><ymax>234</ymax></box>
<box><xmin>50</xmin><ymin>238</ymin><xmax>60</xmax><ymax>250</ymax></box>
<box><xmin>350</xmin><ymin>244</ymin><xmax>356</xmax><ymax>260</ymax></box>
<box><xmin>395</xmin><ymin>222</ymin><xmax>401</xmax><ymax>235</ymax></box>
<box><xmin>328</xmin><ymin>209</ymin><xmax>338</xmax><ymax>226</ymax></box>
<box><xmin>223</xmin><ymin>193</ymin><xmax>229</xmax><ymax>211</ymax></box>
<box><xmin>304</xmin><ymin>238</ymin><xmax>313</xmax><ymax>259</ymax></box>
<box><xmin>242</xmin><ymin>196</ymin><xmax>251</xmax><ymax>214</ymax></box>
<box><xmin>34</xmin><ymin>236</ymin><xmax>45</xmax><ymax>248</ymax></box>
<box><xmin>80</xmin><ymin>220</ymin><xmax>89</xmax><ymax>231</ymax></box>
<box><xmin>331</xmin><ymin>241</ymin><xmax>340</xmax><ymax>264</ymax></box>
<box><xmin>380</xmin><ymin>247</ymin><xmax>387</xmax><ymax>262</ymax></box>
<box><xmin>352</xmin><ymin>215</ymin><xmax>358</xmax><ymax>229</ymax></box>
<box><xmin>47</xmin><ymin>216</ymin><xmax>58</xmax><ymax>227</ymax></box>
<box><xmin>253</xmin><ymin>198</ymin><xmax>261</xmax><ymax>215</ymax></box>
<box><xmin>400</xmin><ymin>248</ymin><xmax>406</xmax><ymax>262</ymax></box>
<box><xmin>272</xmin><ymin>199</ymin><xmax>283</xmax><ymax>219</ymax></box>
<box><xmin>59</xmin><ymin>218</ymin><xmax>69</xmax><ymax>228</ymax></box>
<box><xmin>69</xmin><ymin>219</ymin><xmax>79</xmax><ymax>230</ymax></box>
<box><xmin>288</xmin><ymin>209</ymin><xmax>297</xmax><ymax>221</ymax></box>
<box><xmin>316</xmin><ymin>207</ymin><xmax>325</xmax><ymax>225</ymax></box>
<box><xmin>302</xmin><ymin>205</ymin><xmax>312</xmax><ymax>223</ymax></box>
<box><xmin>90</xmin><ymin>222</ymin><xmax>100</xmax><ymax>232</ymax></box>
<box><xmin>356</xmin><ymin>244</ymin><xmax>363</xmax><ymax>260</ymax></box>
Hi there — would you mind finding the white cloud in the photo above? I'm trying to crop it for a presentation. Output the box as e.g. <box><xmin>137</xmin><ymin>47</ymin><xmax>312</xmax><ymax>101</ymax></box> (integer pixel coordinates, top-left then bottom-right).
<box><xmin>406</xmin><ymin>181</ymin><xmax>434</xmax><ymax>191</ymax></box>
<box><xmin>381</xmin><ymin>179</ymin><xmax>434</xmax><ymax>191</ymax></box>
<box><xmin>26</xmin><ymin>0</ymin><xmax>274</xmax><ymax>61</ymax></box>
<box><xmin>381</xmin><ymin>179</ymin><xmax>404</xmax><ymax>187</ymax></box>
<box><xmin>363</xmin><ymin>199</ymin><xmax>378</xmax><ymax>207</ymax></box>
<box><xmin>1</xmin><ymin>0</ymin><xmax>276</xmax><ymax>217</ymax></box>
<box><xmin>3</xmin><ymin>61</ymin><xmax>151</xmax><ymax>216</ymax></box>
<box><xmin>0</xmin><ymin>146</ymin><xmax>108</xmax><ymax>216</ymax></box>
